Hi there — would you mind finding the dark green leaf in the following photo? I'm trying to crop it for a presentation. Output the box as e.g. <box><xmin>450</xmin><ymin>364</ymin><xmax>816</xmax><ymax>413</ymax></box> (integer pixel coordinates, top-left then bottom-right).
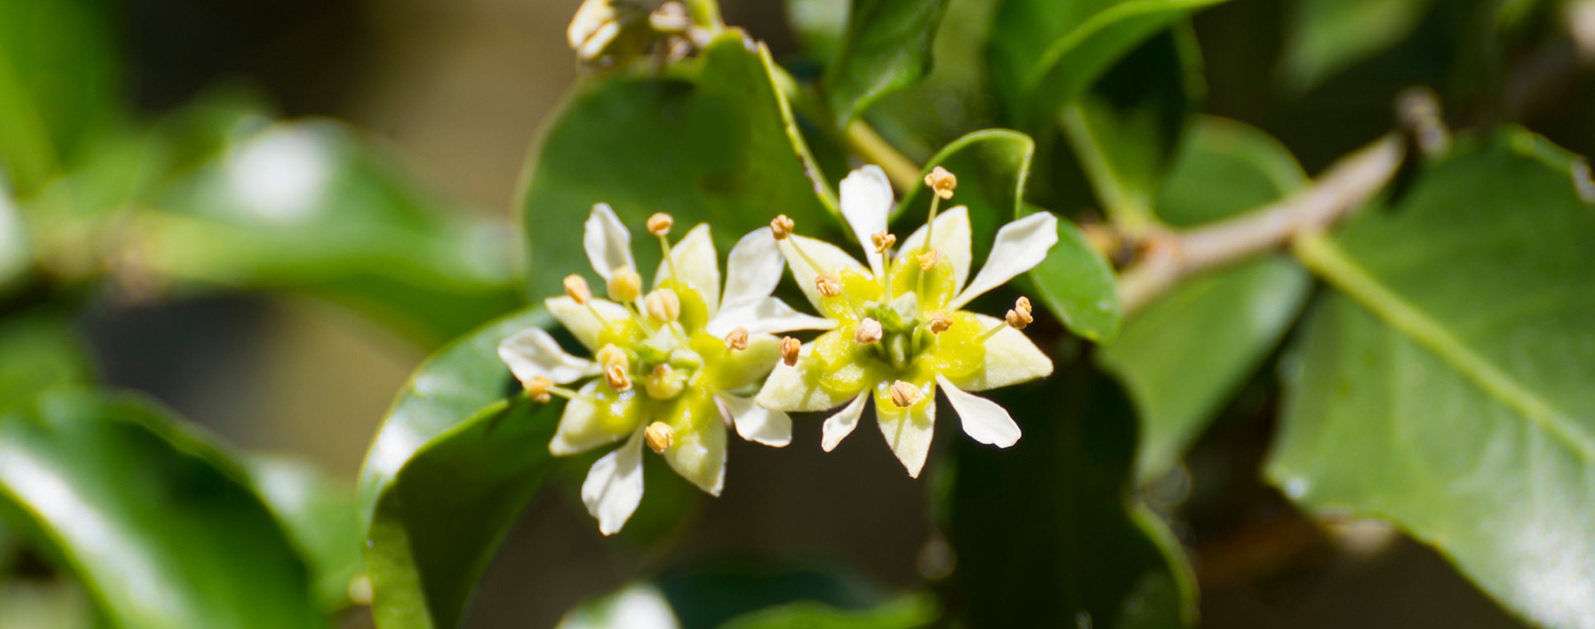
<box><xmin>358</xmin><ymin>306</ymin><xmax>561</xmax><ymax>628</ymax></box>
<box><xmin>1029</xmin><ymin>213</ymin><xmax>1122</xmax><ymax>343</ymax></box>
<box><xmin>519</xmin><ymin>32</ymin><xmax>839</xmax><ymax>300</ymax></box>
<box><xmin>944</xmin><ymin>369</ymin><xmax>1196</xmax><ymax>627</ymax></box>
<box><xmin>0</xmin><ymin>314</ymin><xmax>91</xmax><ymax>410</ymax></box>
<box><xmin>864</xmin><ymin>0</ymin><xmax>1002</xmax><ymax>160</ymax></box>
<box><xmin>0</xmin><ymin>389</ymin><xmax>322</xmax><ymax>628</ymax></box>
<box><xmin>719</xmin><ymin>595</ymin><xmax>937</xmax><ymax>629</ymax></box>
<box><xmin>986</xmin><ymin>0</ymin><xmax>1225</xmax><ymax>134</ymax></box>
<box><xmin>1279</xmin><ymin>0</ymin><xmax>1436</xmax><ymax>93</ymax></box>
<box><xmin>1270</xmin><ymin>128</ymin><xmax>1595</xmax><ymax>627</ymax></box>
<box><xmin>1100</xmin><ymin>118</ymin><xmax>1311</xmax><ymax>481</ymax></box>
<box><xmin>246</xmin><ymin>456</ymin><xmax>364</xmax><ymax>611</ymax></box>
<box><xmin>787</xmin><ymin>0</ymin><xmax>850</xmax><ymax>63</ymax></box>
<box><xmin>823</xmin><ymin>0</ymin><xmax>952</xmax><ymax>127</ymax></box>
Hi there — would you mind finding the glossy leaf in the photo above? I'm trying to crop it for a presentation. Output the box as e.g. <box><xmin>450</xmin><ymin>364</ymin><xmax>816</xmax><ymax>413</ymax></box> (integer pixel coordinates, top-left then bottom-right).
<box><xmin>1279</xmin><ymin>0</ymin><xmax>1436</xmax><ymax>92</ymax></box>
<box><xmin>358</xmin><ymin>306</ymin><xmax>562</xmax><ymax>628</ymax></box>
<box><xmin>986</xmin><ymin>0</ymin><xmax>1225</xmax><ymax>134</ymax></box>
<box><xmin>823</xmin><ymin>0</ymin><xmax>952</xmax><ymax>127</ymax></box>
<box><xmin>1029</xmin><ymin>213</ymin><xmax>1122</xmax><ymax>343</ymax></box>
<box><xmin>787</xmin><ymin>0</ymin><xmax>850</xmax><ymax>63</ymax></box>
<box><xmin>0</xmin><ymin>389</ymin><xmax>321</xmax><ymax>628</ymax></box>
<box><xmin>1100</xmin><ymin>118</ymin><xmax>1311</xmax><ymax>481</ymax></box>
<box><xmin>0</xmin><ymin>0</ymin><xmax>120</xmax><ymax>194</ymax></box>
<box><xmin>519</xmin><ymin>32</ymin><xmax>838</xmax><ymax>300</ymax></box>
<box><xmin>247</xmin><ymin>456</ymin><xmax>363</xmax><ymax>611</ymax></box>
<box><xmin>944</xmin><ymin>369</ymin><xmax>1196</xmax><ymax>627</ymax></box>
<box><xmin>864</xmin><ymin>0</ymin><xmax>1002</xmax><ymax>159</ymax></box>
<box><xmin>1270</xmin><ymin>129</ymin><xmax>1595</xmax><ymax>627</ymax></box>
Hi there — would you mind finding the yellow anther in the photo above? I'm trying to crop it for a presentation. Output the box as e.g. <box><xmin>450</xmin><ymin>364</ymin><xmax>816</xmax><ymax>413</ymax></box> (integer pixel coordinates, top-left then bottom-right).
<box><xmin>1015</xmin><ymin>295</ymin><xmax>1033</xmax><ymax>316</ymax></box>
<box><xmin>724</xmin><ymin>326</ymin><xmax>750</xmax><ymax>351</ymax></box>
<box><xmin>596</xmin><ymin>345</ymin><xmax>628</xmax><ymax>370</ymax></box>
<box><xmin>646</xmin><ymin>213</ymin><xmax>674</xmax><ymax>236</ymax></box>
<box><xmin>644</xmin><ymin>288</ymin><xmax>680</xmax><ymax>323</ymax></box>
<box><xmin>925</xmin><ymin>166</ymin><xmax>957</xmax><ymax>200</ymax></box>
<box><xmin>779</xmin><ymin>336</ymin><xmax>801</xmax><ymax>366</ymax></box>
<box><xmin>645</xmin><ymin>364</ymin><xmax>684</xmax><ymax>399</ymax></box>
<box><xmin>564</xmin><ymin>274</ymin><xmax>593</xmax><ymax>305</ymax></box>
<box><xmin>769</xmin><ymin>215</ymin><xmax>796</xmax><ymax>240</ymax></box>
<box><xmin>854</xmin><ymin>318</ymin><xmax>884</xmax><ymax>345</ymax></box>
<box><xmin>815</xmin><ymin>274</ymin><xmax>842</xmax><ymax>297</ymax></box>
<box><xmin>604</xmin><ymin>363</ymin><xmax>632</xmax><ymax>391</ymax></box>
<box><xmin>889</xmin><ymin>380</ymin><xmax>923</xmax><ymax>408</ymax></box>
<box><xmin>926</xmin><ymin>312</ymin><xmax>953</xmax><ymax>334</ymax></box>
<box><xmin>1005</xmin><ymin>308</ymin><xmax>1033</xmax><ymax>330</ymax></box>
<box><xmin>917</xmin><ymin>249</ymin><xmax>940</xmax><ymax>271</ymax></box>
<box><xmin>644</xmin><ymin>422</ymin><xmax>674</xmax><ymax>454</ymax></box>
<box><xmin>871</xmin><ymin>231</ymin><xmax>897</xmax><ymax>254</ymax></box>
<box><xmin>607</xmin><ymin>266</ymin><xmax>643</xmax><ymax>302</ymax></box>
<box><xmin>522</xmin><ymin>375</ymin><xmax>554</xmax><ymax>403</ymax></box>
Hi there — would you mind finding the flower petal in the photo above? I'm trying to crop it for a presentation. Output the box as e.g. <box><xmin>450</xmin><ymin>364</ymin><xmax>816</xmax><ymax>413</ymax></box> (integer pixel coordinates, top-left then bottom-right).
<box><xmin>936</xmin><ymin>374</ymin><xmax>1021</xmax><ymax>448</ymax></box>
<box><xmin>580</xmin><ymin>429</ymin><xmax>646</xmax><ymax>535</ymax></box>
<box><xmin>722</xmin><ymin>228</ymin><xmax>783</xmax><ymax>307</ymax></box>
<box><xmin>654</xmin><ymin>224</ymin><xmax>720</xmax><ymax>316</ymax></box>
<box><xmin>754</xmin><ymin>338</ymin><xmax>870</xmax><ymax>412</ymax></box>
<box><xmin>584</xmin><ymin>203</ymin><xmax>637</xmax><ymax>280</ymax></box>
<box><xmin>720</xmin><ymin>393</ymin><xmax>791</xmax><ymax>447</ymax></box>
<box><xmin>898</xmin><ymin>205</ymin><xmax>973</xmax><ymax>293</ymax></box>
<box><xmin>949</xmin><ymin>212</ymin><xmax>1059</xmax><ymax>310</ymax></box>
<box><xmin>498</xmin><ymin>327</ymin><xmax>596</xmax><ymax>384</ymax></box>
<box><xmin>839</xmin><ymin>165</ymin><xmax>894</xmax><ymax>275</ymax></box>
<box><xmin>873</xmin><ymin>381</ymin><xmax>936</xmax><ymax>478</ymax></box>
<box><xmin>778</xmin><ymin>234</ymin><xmax>868</xmax><ymax>312</ymax></box>
<box><xmin>546</xmin><ymin>296</ymin><xmax>631</xmax><ymax>352</ymax></box>
<box><xmin>662</xmin><ymin>403</ymin><xmax>727</xmax><ymax>496</ymax></box>
<box><xmin>821</xmin><ymin>393</ymin><xmax>869</xmax><ymax>452</ymax></box>
<box><xmin>945</xmin><ymin>313</ymin><xmax>1054</xmax><ymax>392</ymax></box>
<box><xmin>550</xmin><ymin>381</ymin><xmax>628</xmax><ymax>455</ymax></box>
<box><xmin>706</xmin><ymin>296</ymin><xmax>836</xmax><ymax>337</ymax></box>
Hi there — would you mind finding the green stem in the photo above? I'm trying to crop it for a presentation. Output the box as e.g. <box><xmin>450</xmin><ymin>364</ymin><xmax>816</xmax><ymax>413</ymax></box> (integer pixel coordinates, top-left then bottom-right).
<box><xmin>845</xmin><ymin>122</ymin><xmax>921</xmax><ymax>191</ymax></box>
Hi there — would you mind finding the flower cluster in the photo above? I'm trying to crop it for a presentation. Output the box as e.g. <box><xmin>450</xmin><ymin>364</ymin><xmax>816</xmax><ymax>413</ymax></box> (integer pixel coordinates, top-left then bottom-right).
<box><xmin>500</xmin><ymin>166</ymin><xmax>1059</xmax><ymax>534</ymax></box>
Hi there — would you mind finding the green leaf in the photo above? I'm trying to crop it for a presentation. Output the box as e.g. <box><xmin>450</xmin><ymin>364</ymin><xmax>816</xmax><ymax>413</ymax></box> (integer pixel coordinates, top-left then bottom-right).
<box><xmin>358</xmin><ymin>306</ymin><xmax>562</xmax><ymax>628</ymax></box>
<box><xmin>1059</xmin><ymin>28</ymin><xmax>1203</xmax><ymax>230</ymax></box>
<box><xmin>0</xmin><ymin>314</ymin><xmax>91</xmax><ymax>410</ymax></box>
<box><xmin>1279</xmin><ymin>0</ymin><xmax>1436</xmax><ymax>93</ymax></box>
<box><xmin>863</xmin><ymin>0</ymin><xmax>1002</xmax><ymax>159</ymax></box>
<box><xmin>1100</xmin><ymin>118</ymin><xmax>1311</xmax><ymax>481</ymax></box>
<box><xmin>823</xmin><ymin>0</ymin><xmax>952</xmax><ymax>127</ymax></box>
<box><xmin>1029</xmin><ymin>212</ymin><xmax>1122</xmax><ymax>343</ymax></box>
<box><xmin>787</xmin><ymin>0</ymin><xmax>850</xmax><ymax>63</ymax></box>
<box><xmin>0</xmin><ymin>389</ymin><xmax>322</xmax><ymax>628</ymax></box>
<box><xmin>719</xmin><ymin>595</ymin><xmax>937</xmax><ymax>629</ymax></box>
<box><xmin>1270</xmin><ymin>128</ymin><xmax>1595</xmax><ymax>627</ymax></box>
<box><xmin>519</xmin><ymin>31</ymin><xmax>838</xmax><ymax>300</ymax></box>
<box><xmin>944</xmin><ymin>369</ymin><xmax>1196</xmax><ymax>627</ymax></box>
<box><xmin>246</xmin><ymin>456</ymin><xmax>364</xmax><ymax>611</ymax></box>
<box><xmin>986</xmin><ymin>0</ymin><xmax>1225</xmax><ymax>134</ymax></box>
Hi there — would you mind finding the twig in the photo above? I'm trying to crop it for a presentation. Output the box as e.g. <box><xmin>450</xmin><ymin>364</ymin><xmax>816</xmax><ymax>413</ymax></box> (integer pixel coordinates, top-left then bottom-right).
<box><xmin>1115</xmin><ymin>136</ymin><xmax>1406</xmax><ymax>315</ymax></box>
<box><xmin>844</xmin><ymin>121</ymin><xmax>922</xmax><ymax>191</ymax></box>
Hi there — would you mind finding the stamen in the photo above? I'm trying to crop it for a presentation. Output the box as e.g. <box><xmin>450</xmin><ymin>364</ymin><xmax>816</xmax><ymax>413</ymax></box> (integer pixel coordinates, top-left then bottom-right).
<box><xmin>854</xmin><ymin>318</ymin><xmax>884</xmax><ymax>345</ymax></box>
<box><xmin>815</xmin><ymin>274</ymin><xmax>843</xmax><ymax>298</ymax></box>
<box><xmin>521</xmin><ymin>375</ymin><xmax>555</xmax><ymax>403</ymax></box>
<box><xmin>926</xmin><ymin>312</ymin><xmax>953</xmax><ymax>334</ymax></box>
<box><xmin>871</xmin><ymin>231</ymin><xmax>896</xmax><ymax>253</ymax></box>
<box><xmin>604</xmin><ymin>363</ymin><xmax>632</xmax><ymax>391</ymax></box>
<box><xmin>779</xmin><ymin>336</ymin><xmax>801</xmax><ymax>366</ymax></box>
<box><xmin>1005</xmin><ymin>296</ymin><xmax>1034</xmax><ymax>330</ymax></box>
<box><xmin>644</xmin><ymin>288</ymin><xmax>680</xmax><ymax>323</ymax></box>
<box><xmin>888</xmin><ymin>380</ymin><xmax>923</xmax><ymax>408</ymax></box>
<box><xmin>564</xmin><ymin>274</ymin><xmax>593</xmax><ymax>304</ymax></box>
<box><xmin>646</xmin><ymin>213</ymin><xmax>673</xmax><ymax>236</ymax></box>
<box><xmin>873</xmin><ymin>230</ymin><xmax>897</xmax><ymax>299</ymax></box>
<box><xmin>608</xmin><ymin>266</ymin><xmax>643</xmax><ymax>302</ymax></box>
<box><xmin>723</xmin><ymin>326</ymin><xmax>750</xmax><ymax>351</ymax></box>
<box><xmin>645</xmin><ymin>364</ymin><xmax>685</xmax><ymax>399</ymax></box>
<box><xmin>925</xmin><ymin>166</ymin><xmax>957</xmax><ymax>200</ymax></box>
<box><xmin>644</xmin><ymin>422</ymin><xmax>674</xmax><ymax>453</ymax></box>
<box><xmin>597</xmin><ymin>345</ymin><xmax>629</xmax><ymax>371</ymax></box>
<box><xmin>769</xmin><ymin>215</ymin><xmax>795</xmax><ymax>240</ymax></box>
<box><xmin>916</xmin><ymin>249</ymin><xmax>939</xmax><ymax>271</ymax></box>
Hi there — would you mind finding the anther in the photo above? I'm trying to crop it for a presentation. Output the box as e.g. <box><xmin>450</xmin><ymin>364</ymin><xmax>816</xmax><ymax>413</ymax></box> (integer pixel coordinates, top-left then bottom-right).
<box><xmin>644</xmin><ymin>422</ymin><xmax>674</xmax><ymax>453</ymax></box>
<box><xmin>854</xmin><ymin>318</ymin><xmax>884</xmax><ymax>345</ymax></box>
<box><xmin>769</xmin><ymin>215</ymin><xmax>795</xmax><ymax>240</ymax></box>
<box><xmin>522</xmin><ymin>375</ymin><xmax>554</xmax><ymax>403</ymax></box>
<box><xmin>564</xmin><ymin>274</ymin><xmax>593</xmax><ymax>305</ymax></box>
<box><xmin>779</xmin><ymin>336</ymin><xmax>801</xmax><ymax>366</ymax></box>
<box><xmin>1015</xmin><ymin>295</ymin><xmax>1033</xmax><ymax>316</ymax></box>
<box><xmin>871</xmin><ymin>231</ymin><xmax>897</xmax><ymax>254</ymax></box>
<box><xmin>889</xmin><ymin>380</ymin><xmax>923</xmax><ymax>408</ymax></box>
<box><xmin>608</xmin><ymin>266</ymin><xmax>642</xmax><ymax>302</ymax></box>
<box><xmin>596</xmin><ymin>345</ymin><xmax>628</xmax><ymax>370</ymax></box>
<box><xmin>1005</xmin><ymin>296</ymin><xmax>1034</xmax><ymax>330</ymax></box>
<box><xmin>917</xmin><ymin>249</ymin><xmax>940</xmax><ymax>271</ymax></box>
<box><xmin>815</xmin><ymin>274</ymin><xmax>842</xmax><ymax>297</ymax></box>
<box><xmin>724</xmin><ymin>326</ymin><xmax>750</xmax><ymax>351</ymax></box>
<box><xmin>647</xmin><ymin>212</ymin><xmax>674</xmax><ymax>236</ymax></box>
<box><xmin>645</xmin><ymin>364</ymin><xmax>684</xmax><ymax>399</ymax></box>
<box><xmin>926</xmin><ymin>312</ymin><xmax>953</xmax><ymax>334</ymax></box>
<box><xmin>925</xmin><ymin>166</ymin><xmax>957</xmax><ymax>200</ymax></box>
<box><xmin>644</xmin><ymin>288</ymin><xmax>680</xmax><ymax>323</ymax></box>
<box><xmin>605</xmin><ymin>363</ymin><xmax>632</xmax><ymax>391</ymax></box>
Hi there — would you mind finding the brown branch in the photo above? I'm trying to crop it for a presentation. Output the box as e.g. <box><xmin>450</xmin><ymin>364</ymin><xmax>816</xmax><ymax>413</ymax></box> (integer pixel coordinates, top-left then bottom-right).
<box><xmin>1116</xmin><ymin>136</ymin><xmax>1407</xmax><ymax>315</ymax></box>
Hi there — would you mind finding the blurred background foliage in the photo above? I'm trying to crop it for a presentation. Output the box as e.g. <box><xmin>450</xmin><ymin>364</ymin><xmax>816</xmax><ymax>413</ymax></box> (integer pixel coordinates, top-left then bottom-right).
<box><xmin>1</xmin><ymin>0</ymin><xmax>1593</xmax><ymax>627</ymax></box>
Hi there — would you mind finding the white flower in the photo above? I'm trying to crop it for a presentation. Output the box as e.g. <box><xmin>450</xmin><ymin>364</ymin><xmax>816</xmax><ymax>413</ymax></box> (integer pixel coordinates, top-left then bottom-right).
<box><xmin>755</xmin><ymin>166</ymin><xmax>1057</xmax><ymax>477</ymax></box>
<box><xmin>498</xmin><ymin>204</ymin><xmax>829</xmax><ymax>534</ymax></box>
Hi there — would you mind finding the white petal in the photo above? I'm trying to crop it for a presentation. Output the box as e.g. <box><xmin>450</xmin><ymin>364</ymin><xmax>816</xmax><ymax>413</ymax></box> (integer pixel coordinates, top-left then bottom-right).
<box><xmin>546</xmin><ymin>296</ymin><xmax>631</xmax><ymax>352</ymax></box>
<box><xmin>654</xmin><ymin>224</ymin><xmax>720</xmax><ymax>315</ymax></box>
<box><xmin>947</xmin><ymin>314</ymin><xmax>1055</xmax><ymax>392</ymax></box>
<box><xmin>662</xmin><ymin>416</ymin><xmax>726</xmax><ymax>496</ymax></box>
<box><xmin>497</xmin><ymin>328</ymin><xmax>595</xmax><ymax>385</ymax></box>
<box><xmin>706</xmin><ymin>296</ymin><xmax>836</xmax><ymax>337</ymax></box>
<box><xmin>722</xmin><ymin>228</ymin><xmax>784</xmax><ymax>306</ymax></box>
<box><xmin>949</xmin><ymin>212</ymin><xmax>1059</xmax><ymax>310</ymax></box>
<box><xmin>876</xmin><ymin>385</ymin><xmax>936</xmax><ymax>478</ymax></box>
<box><xmin>839</xmin><ymin>165</ymin><xmax>894</xmax><ymax>275</ymax></box>
<box><xmin>754</xmin><ymin>343</ymin><xmax>863</xmax><ymax>412</ymax></box>
<box><xmin>550</xmin><ymin>382</ymin><xmax>625</xmax><ymax>455</ymax></box>
<box><xmin>936</xmin><ymin>374</ymin><xmax>1021</xmax><ymax>448</ymax></box>
<box><xmin>720</xmin><ymin>393</ymin><xmax>791</xmax><ymax>447</ymax></box>
<box><xmin>778</xmin><ymin>235</ymin><xmax>869</xmax><ymax>312</ymax></box>
<box><xmin>821</xmin><ymin>393</ymin><xmax>869</xmax><ymax>452</ymax></box>
<box><xmin>898</xmin><ymin>205</ymin><xmax>973</xmax><ymax>293</ymax></box>
<box><xmin>580</xmin><ymin>429</ymin><xmax>646</xmax><ymax>535</ymax></box>
<box><xmin>584</xmin><ymin>203</ymin><xmax>637</xmax><ymax>280</ymax></box>
<box><xmin>556</xmin><ymin>583</ymin><xmax>680</xmax><ymax>629</ymax></box>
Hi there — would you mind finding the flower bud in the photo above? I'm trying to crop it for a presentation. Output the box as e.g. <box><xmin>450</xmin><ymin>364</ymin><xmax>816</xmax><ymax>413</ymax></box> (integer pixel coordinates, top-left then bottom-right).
<box><xmin>644</xmin><ymin>421</ymin><xmax>674</xmax><ymax>453</ymax></box>
<box><xmin>647</xmin><ymin>212</ymin><xmax>674</xmax><ymax>236</ymax></box>
<box><xmin>925</xmin><ymin>166</ymin><xmax>957</xmax><ymax>200</ymax></box>
<box><xmin>926</xmin><ymin>312</ymin><xmax>953</xmax><ymax>334</ymax></box>
<box><xmin>889</xmin><ymin>380</ymin><xmax>923</xmax><ymax>408</ymax></box>
<box><xmin>723</xmin><ymin>326</ymin><xmax>749</xmax><ymax>351</ymax></box>
<box><xmin>854</xmin><ymin>318</ymin><xmax>884</xmax><ymax>345</ymax></box>
<box><xmin>779</xmin><ymin>336</ymin><xmax>801</xmax><ymax>366</ymax></box>
<box><xmin>522</xmin><ymin>375</ymin><xmax>554</xmax><ymax>403</ymax></box>
<box><xmin>815</xmin><ymin>274</ymin><xmax>842</xmax><ymax>297</ymax></box>
<box><xmin>871</xmin><ymin>231</ymin><xmax>896</xmax><ymax>253</ymax></box>
<box><xmin>644</xmin><ymin>288</ymin><xmax>680</xmax><ymax>323</ymax></box>
<box><xmin>564</xmin><ymin>274</ymin><xmax>592</xmax><ymax>305</ymax></box>
<box><xmin>608</xmin><ymin>266</ymin><xmax>642</xmax><ymax>302</ymax></box>
<box><xmin>769</xmin><ymin>215</ymin><xmax>795</xmax><ymax>240</ymax></box>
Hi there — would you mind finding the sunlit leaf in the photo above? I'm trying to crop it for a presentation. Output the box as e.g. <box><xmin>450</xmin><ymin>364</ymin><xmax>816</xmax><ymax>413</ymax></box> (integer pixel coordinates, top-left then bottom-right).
<box><xmin>1029</xmin><ymin>213</ymin><xmax>1122</xmax><ymax>343</ymax></box>
<box><xmin>246</xmin><ymin>456</ymin><xmax>363</xmax><ymax>611</ymax></box>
